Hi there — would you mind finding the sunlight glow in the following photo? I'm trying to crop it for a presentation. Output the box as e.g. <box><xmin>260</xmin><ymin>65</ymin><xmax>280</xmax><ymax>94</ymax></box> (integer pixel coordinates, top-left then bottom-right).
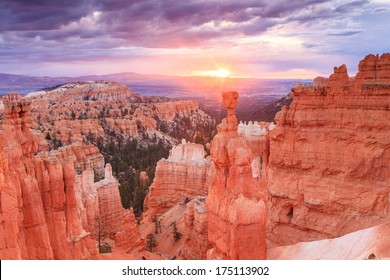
<box><xmin>198</xmin><ymin>68</ymin><xmax>231</xmax><ymax>77</ymax></box>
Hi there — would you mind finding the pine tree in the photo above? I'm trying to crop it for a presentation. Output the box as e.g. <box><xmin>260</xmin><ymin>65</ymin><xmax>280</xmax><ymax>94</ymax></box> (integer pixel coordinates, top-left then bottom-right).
<box><xmin>172</xmin><ymin>222</ymin><xmax>182</xmax><ymax>241</ymax></box>
<box><xmin>146</xmin><ymin>233</ymin><xmax>158</xmax><ymax>252</ymax></box>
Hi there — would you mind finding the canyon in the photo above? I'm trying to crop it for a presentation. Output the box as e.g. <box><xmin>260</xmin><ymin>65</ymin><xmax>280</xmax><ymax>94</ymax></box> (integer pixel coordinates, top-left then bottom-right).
<box><xmin>1</xmin><ymin>53</ymin><xmax>390</xmax><ymax>259</ymax></box>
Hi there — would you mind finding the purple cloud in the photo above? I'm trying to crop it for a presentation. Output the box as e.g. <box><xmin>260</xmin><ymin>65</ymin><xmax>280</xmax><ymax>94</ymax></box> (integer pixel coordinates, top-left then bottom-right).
<box><xmin>0</xmin><ymin>0</ymin><xmax>388</xmax><ymax>77</ymax></box>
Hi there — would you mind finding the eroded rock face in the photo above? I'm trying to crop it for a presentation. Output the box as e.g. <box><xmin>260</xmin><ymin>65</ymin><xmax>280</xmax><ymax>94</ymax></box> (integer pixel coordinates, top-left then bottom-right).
<box><xmin>0</xmin><ymin>97</ymin><xmax>143</xmax><ymax>259</ymax></box>
<box><xmin>95</xmin><ymin>164</ymin><xmax>127</xmax><ymax>237</ymax></box>
<box><xmin>0</xmin><ymin>98</ymin><xmax>97</xmax><ymax>259</ymax></box>
<box><xmin>238</xmin><ymin>121</ymin><xmax>275</xmax><ymax>178</ymax></box>
<box><xmin>155</xmin><ymin>101</ymin><xmax>199</xmax><ymax>121</ymax></box>
<box><xmin>114</xmin><ymin>208</ymin><xmax>144</xmax><ymax>253</ymax></box>
<box><xmin>182</xmin><ymin>196</ymin><xmax>209</xmax><ymax>260</ymax></box>
<box><xmin>206</xmin><ymin>91</ymin><xmax>267</xmax><ymax>260</ymax></box>
<box><xmin>143</xmin><ymin>139</ymin><xmax>212</xmax><ymax>220</ymax></box>
<box><xmin>24</xmin><ymin>81</ymin><xmax>212</xmax><ymax>148</ymax></box>
<box><xmin>267</xmin><ymin>53</ymin><xmax>390</xmax><ymax>246</ymax></box>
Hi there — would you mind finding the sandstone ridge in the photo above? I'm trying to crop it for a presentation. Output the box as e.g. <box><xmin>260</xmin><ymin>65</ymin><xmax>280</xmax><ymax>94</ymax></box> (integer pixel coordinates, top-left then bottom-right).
<box><xmin>267</xmin><ymin>53</ymin><xmax>390</xmax><ymax>246</ymax></box>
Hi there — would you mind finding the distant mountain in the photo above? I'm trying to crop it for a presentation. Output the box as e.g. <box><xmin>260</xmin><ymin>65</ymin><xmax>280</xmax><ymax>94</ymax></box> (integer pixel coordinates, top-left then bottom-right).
<box><xmin>0</xmin><ymin>71</ymin><xmax>301</xmax><ymax>97</ymax></box>
<box><xmin>251</xmin><ymin>92</ymin><xmax>294</xmax><ymax>122</ymax></box>
<box><xmin>1</xmin><ymin>72</ymin><xmax>301</xmax><ymax>123</ymax></box>
<box><xmin>0</xmin><ymin>72</ymin><xmax>168</xmax><ymax>95</ymax></box>
<box><xmin>0</xmin><ymin>71</ymin><xmax>219</xmax><ymax>95</ymax></box>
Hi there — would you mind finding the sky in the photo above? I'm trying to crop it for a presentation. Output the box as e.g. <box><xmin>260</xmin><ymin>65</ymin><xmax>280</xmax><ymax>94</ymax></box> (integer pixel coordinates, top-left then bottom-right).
<box><xmin>0</xmin><ymin>0</ymin><xmax>389</xmax><ymax>79</ymax></box>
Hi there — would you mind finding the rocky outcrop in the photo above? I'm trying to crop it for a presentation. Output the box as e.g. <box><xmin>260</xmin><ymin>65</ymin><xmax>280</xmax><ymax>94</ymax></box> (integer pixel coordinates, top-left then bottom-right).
<box><xmin>267</xmin><ymin>53</ymin><xmax>390</xmax><ymax>246</ymax></box>
<box><xmin>0</xmin><ymin>96</ymin><xmax>143</xmax><ymax>259</ymax></box>
<box><xmin>206</xmin><ymin>91</ymin><xmax>267</xmax><ymax>260</ymax></box>
<box><xmin>105</xmin><ymin>118</ymin><xmax>138</xmax><ymax>137</ymax></box>
<box><xmin>25</xmin><ymin>82</ymin><xmax>212</xmax><ymax>149</ymax></box>
<box><xmin>155</xmin><ymin>101</ymin><xmax>199</xmax><ymax>121</ymax></box>
<box><xmin>355</xmin><ymin>53</ymin><xmax>390</xmax><ymax>83</ymax></box>
<box><xmin>33</xmin><ymin>81</ymin><xmax>139</xmax><ymax>102</ymax></box>
<box><xmin>0</xmin><ymin>98</ymin><xmax>97</xmax><ymax>259</ymax></box>
<box><xmin>143</xmin><ymin>139</ymin><xmax>212</xmax><ymax>220</ymax></box>
<box><xmin>114</xmin><ymin>208</ymin><xmax>144</xmax><ymax>253</ymax></box>
<box><xmin>238</xmin><ymin>121</ymin><xmax>275</xmax><ymax>178</ymax></box>
<box><xmin>95</xmin><ymin>164</ymin><xmax>126</xmax><ymax>236</ymax></box>
<box><xmin>74</xmin><ymin>162</ymin><xmax>143</xmax><ymax>254</ymax></box>
<box><xmin>53</xmin><ymin>119</ymin><xmax>105</xmax><ymax>144</ymax></box>
<box><xmin>182</xmin><ymin>196</ymin><xmax>209</xmax><ymax>260</ymax></box>
<box><xmin>56</xmin><ymin>144</ymin><xmax>105</xmax><ymax>178</ymax></box>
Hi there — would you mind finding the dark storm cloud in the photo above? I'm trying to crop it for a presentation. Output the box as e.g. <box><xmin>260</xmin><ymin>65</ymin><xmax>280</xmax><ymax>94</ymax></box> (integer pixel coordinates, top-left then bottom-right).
<box><xmin>0</xmin><ymin>0</ymin><xmax>95</xmax><ymax>31</ymax></box>
<box><xmin>0</xmin><ymin>0</ymin><xmax>333</xmax><ymax>45</ymax></box>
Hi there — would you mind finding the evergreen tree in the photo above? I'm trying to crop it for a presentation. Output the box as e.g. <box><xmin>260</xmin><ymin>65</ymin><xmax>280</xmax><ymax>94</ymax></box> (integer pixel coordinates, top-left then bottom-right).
<box><xmin>172</xmin><ymin>222</ymin><xmax>182</xmax><ymax>241</ymax></box>
<box><xmin>146</xmin><ymin>233</ymin><xmax>158</xmax><ymax>252</ymax></box>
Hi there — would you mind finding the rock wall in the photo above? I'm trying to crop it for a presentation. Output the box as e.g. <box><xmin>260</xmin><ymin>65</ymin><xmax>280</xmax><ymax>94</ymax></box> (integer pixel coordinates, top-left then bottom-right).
<box><xmin>0</xmin><ymin>97</ymin><xmax>143</xmax><ymax>259</ymax></box>
<box><xmin>182</xmin><ymin>196</ymin><xmax>209</xmax><ymax>260</ymax></box>
<box><xmin>206</xmin><ymin>91</ymin><xmax>267</xmax><ymax>260</ymax></box>
<box><xmin>238</xmin><ymin>121</ymin><xmax>275</xmax><ymax>178</ymax></box>
<box><xmin>0</xmin><ymin>99</ymin><xmax>97</xmax><ymax>259</ymax></box>
<box><xmin>267</xmin><ymin>53</ymin><xmax>390</xmax><ymax>246</ymax></box>
<box><xmin>95</xmin><ymin>164</ymin><xmax>127</xmax><ymax>237</ymax></box>
<box><xmin>143</xmin><ymin>139</ymin><xmax>212</xmax><ymax>220</ymax></box>
<box><xmin>155</xmin><ymin>101</ymin><xmax>199</xmax><ymax>121</ymax></box>
<box><xmin>74</xmin><ymin>162</ymin><xmax>144</xmax><ymax>254</ymax></box>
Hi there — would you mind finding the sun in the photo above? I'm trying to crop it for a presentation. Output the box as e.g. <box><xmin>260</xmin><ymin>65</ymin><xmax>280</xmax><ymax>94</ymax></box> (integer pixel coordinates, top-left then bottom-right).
<box><xmin>214</xmin><ymin>68</ymin><xmax>231</xmax><ymax>77</ymax></box>
<box><xmin>198</xmin><ymin>68</ymin><xmax>231</xmax><ymax>78</ymax></box>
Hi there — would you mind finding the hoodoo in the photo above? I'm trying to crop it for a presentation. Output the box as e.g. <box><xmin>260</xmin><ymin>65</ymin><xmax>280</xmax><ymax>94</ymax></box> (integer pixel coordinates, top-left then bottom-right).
<box><xmin>206</xmin><ymin>91</ymin><xmax>267</xmax><ymax>259</ymax></box>
<box><xmin>0</xmin><ymin>94</ymin><xmax>143</xmax><ymax>259</ymax></box>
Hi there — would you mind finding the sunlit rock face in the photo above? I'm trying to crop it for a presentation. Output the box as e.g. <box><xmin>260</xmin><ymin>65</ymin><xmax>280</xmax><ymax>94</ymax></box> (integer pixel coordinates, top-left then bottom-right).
<box><xmin>0</xmin><ymin>98</ymin><xmax>97</xmax><ymax>259</ymax></box>
<box><xmin>0</xmin><ymin>95</ymin><xmax>143</xmax><ymax>259</ymax></box>
<box><xmin>155</xmin><ymin>101</ymin><xmax>199</xmax><ymax>121</ymax></box>
<box><xmin>266</xmin><ymin>53</ymin><xmax>390</xmax><ymax>246</ymax></box>
<box><xmin>143</xmin><ymin>139</ymin><xmax>212</xmax><ymax>221</ymax></box>
<box><xmin>206</xmin><ymin>91</ymin><xmax>267</xmax><ymax>260</ymax></box>
<box><xmin>182</xmin><ymin>196</ymin><xmax>209</xmax><ymax>260</ymax></box>
<box><xmin>23</xmin><ymin>81</ymin><xmax>212</xmax><ymax>148</ymax></box>
<box><xmin>238</xmin><ymin>121</ymin><xmax>275</xmax><ymax>178</ymax></box>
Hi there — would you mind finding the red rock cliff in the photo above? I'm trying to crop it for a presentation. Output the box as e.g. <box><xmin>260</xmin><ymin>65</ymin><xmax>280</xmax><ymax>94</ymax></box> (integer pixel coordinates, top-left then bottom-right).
<box><xmin>143</xmin><ymin>139</ymin><xmax>212</xmax><ymax>220</ymax></box>
<box><xmin>0</xmin><ymin>98</ymin><xmax>97</xmax><ymax>259</ymax></box>
<box><xmin>0</xmin><ymin>96</ymin><xmax>143</xmax><ymax>259</ymax></box>
<box><xmin>267</xmin><ymin>53</ymin><xmax>390</xmax><ymax>246</ymax></box>
<box><xmin>206</xmin><ymin>91</ymin><xmax>267</xmax><ymax>260</ymax></box>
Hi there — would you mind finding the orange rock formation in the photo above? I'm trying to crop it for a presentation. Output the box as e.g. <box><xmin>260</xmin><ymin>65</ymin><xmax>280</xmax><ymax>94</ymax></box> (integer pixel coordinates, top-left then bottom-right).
<box><xmin>0</xmin><ymin>98</ymin><xmax>97</xmax><ymax>259</ymax></box>
<box><xmin>206</xmin><ymin>91</ymin><xmax>267</xmax><ymax>259</ymax></box>
<box><xmin>182</xmin><ymin>196</ymin><xmax>209</xmax><ymax>259</ymax></box>
<box><xmin>0</xmin><ymin>97</ymin><xmax>143</xmax><ymax>259</ymax></box>
<box><xmin>266</xmin><ymin>53</ymin><xmax>390</xmax><ymax>246</ymax></box>
<box><xmin>24</xmin><ymin>81</ymin><xmax>209</xmax><ymax>147</ymax></box>
<box><xmin>143</xmin><ymin>139</ymin><xmax>212</xmax><ymax>220</ymax></box>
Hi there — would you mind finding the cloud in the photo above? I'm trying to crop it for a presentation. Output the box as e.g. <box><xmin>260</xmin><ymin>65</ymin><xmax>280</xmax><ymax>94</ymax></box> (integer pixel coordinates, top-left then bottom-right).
<box><xmin>0</xmin><ymin>0</ymin><xmax>389</xmax><ymax>77</ymax></box>
<box><xmin>371</xmin><ymin>7</ymin><xmax>390</xmax><ymax>12</ymax></box>
<box><xmin>0</xmin><ymin>0</ymin><xmax>96</xmax><ymax>31</ymax></box>
<box><xmin>334</xmin><ymin>0</ymin><xmax>368</xmax><ymax>13</ymax></box>
<box><xmin>0</xmin><ymin>0</ymin><xmax>333</xmax><ymax>46</ymax></box>
<box><xmin>327</xmin><ymin>30</ymin><xmax>362</xmax><ymax>36</ymax></box>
